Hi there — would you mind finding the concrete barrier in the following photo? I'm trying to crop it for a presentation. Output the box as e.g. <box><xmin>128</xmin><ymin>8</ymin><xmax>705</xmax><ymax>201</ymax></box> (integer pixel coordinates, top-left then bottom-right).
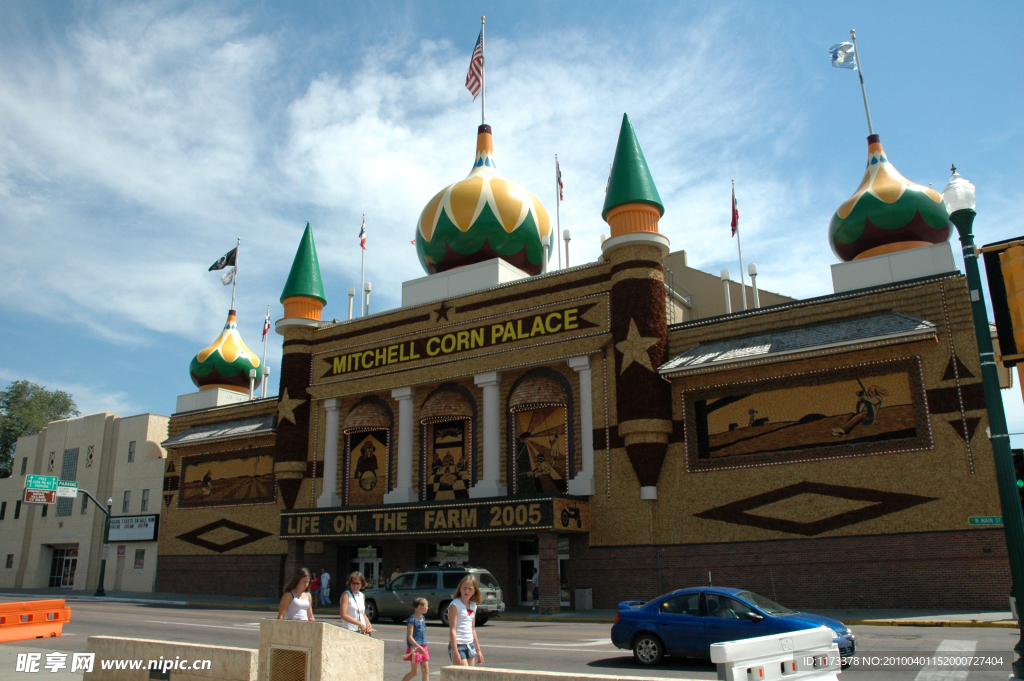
<box><xmin>439</xmin><ymin>668</ymin><xmax>702</xmax><ymax>681</ymax></box>
<box><xmin>258</xmin><ymin>619</ymin><xmax>384</xmax><ymax>681</ymax></box>
<box><xmin>710</xmin><ymin>627</ymin><xmax>841</xmax><ymax>681</ymax></box>
<box><xmin>85</xmin><ymin>636</ymin><xmax>257</xmax><ymax>681</ymax></box>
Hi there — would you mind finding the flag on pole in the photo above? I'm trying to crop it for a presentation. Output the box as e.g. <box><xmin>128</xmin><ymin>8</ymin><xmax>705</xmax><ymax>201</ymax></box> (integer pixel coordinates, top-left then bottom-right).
<box><xmin>220</xmin><ymin>267</ymin><xmax>236</xmax><ymax>286</ymax></box>
<box><xmin>731</xmin><ymin>185</ymin><xmax>739</xmax><ymax>237</ymax></box>
<box><xmin>465</xmin><ymin>29</ymin><xmax>484</xmax><ymax>100</ymax></box>
<box><xmin>262</xmin><ymin>309</ymin><xmax>271</xmax><ymax>340</ymax></box>
<box><xmin>209</xmin><ymin>247</ymin><xmax>237</xmax><ymax>271</ymax></box>
<box><xmin>829</xmin><ymin>42</ymin><xmax>858</xmax><ymax>70</ymax></box>
<box><xmin>556</xmin><ymin>159</ymin><xmax>564</xmax><ymax>201</ymax></box>
<box><xmin>359</xmin><ymin>216</ymin><xmax>367</xmax><ymax>250</ymax></box>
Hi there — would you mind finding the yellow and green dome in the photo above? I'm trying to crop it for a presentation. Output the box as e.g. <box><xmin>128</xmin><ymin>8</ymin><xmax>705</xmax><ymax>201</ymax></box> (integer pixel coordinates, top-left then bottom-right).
<box><xmin>415</xmin><ymin>125</ymin><xmax>552</xmax><ymax>275</ymax></box>
<box><xmin>829</xmin><ymin>134</ymin><xmax>951</xmax><ymax>262</ymax></box>
<box><xmin>189</xmin><ymin>310</ymin><xmax>261</xmax><ymax>393</ymax></box>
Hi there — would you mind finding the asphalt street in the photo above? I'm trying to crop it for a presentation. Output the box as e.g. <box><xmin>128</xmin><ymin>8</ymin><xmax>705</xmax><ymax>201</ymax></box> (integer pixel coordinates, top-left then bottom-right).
<box><xmin>0</xmin><ymin>599</ymin><xmax>1018</xmax><ymax>680</ymax></box>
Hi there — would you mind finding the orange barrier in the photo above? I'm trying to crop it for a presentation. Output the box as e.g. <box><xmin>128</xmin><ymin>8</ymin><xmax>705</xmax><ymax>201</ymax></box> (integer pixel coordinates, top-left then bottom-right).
<box><xmin>0</xmin><ymin>599</ymin><xmax>71</xmax><ymax>642</ymax></box>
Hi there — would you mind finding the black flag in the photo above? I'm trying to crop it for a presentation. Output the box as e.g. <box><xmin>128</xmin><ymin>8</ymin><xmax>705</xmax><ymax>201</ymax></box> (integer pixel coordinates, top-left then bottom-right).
<box><xmin>209</xmin><ymin>248</ymin><xmax>237</xmax><ymax>271</ymax></box>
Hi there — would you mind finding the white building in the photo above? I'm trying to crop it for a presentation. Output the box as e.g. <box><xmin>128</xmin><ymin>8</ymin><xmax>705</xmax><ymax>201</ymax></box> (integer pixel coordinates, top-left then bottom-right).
<box><xmin>0</xmin><ymin>411</ymin><xmax>168</xmax><ymax>592</ymax></box>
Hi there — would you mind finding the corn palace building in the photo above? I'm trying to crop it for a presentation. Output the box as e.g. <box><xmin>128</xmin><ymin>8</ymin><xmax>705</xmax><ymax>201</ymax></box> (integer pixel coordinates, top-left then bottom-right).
<box><xmin>155</xmin><ymin>115</ymin><xmax>1010</xmax><ymax>613</ymax></box>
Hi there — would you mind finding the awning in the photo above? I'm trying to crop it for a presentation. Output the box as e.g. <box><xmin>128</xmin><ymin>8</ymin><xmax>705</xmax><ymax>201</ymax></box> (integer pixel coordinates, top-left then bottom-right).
<box><xmin>162</xmin><ymin>414</ymin><xmax>276</xmax><ymax>448</ymax></box>
<box><xmin>660</xmin><ymin>312</ymin><xmax>936</xmax><ymax>377</ymax></box>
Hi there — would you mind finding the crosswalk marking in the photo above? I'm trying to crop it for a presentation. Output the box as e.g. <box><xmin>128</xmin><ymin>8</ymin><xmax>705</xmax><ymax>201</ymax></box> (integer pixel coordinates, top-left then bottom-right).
<box><xmin>914</xmin><ymin>639</ymin><xmax>976</xmax><ymax>681</ymax></box>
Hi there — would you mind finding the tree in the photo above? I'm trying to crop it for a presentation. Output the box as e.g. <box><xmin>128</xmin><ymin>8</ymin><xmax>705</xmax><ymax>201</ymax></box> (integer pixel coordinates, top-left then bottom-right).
<box><xmin>0</xmin><ymin>381</ymin><xmax>79</xmax><ymax>477</ymax></box>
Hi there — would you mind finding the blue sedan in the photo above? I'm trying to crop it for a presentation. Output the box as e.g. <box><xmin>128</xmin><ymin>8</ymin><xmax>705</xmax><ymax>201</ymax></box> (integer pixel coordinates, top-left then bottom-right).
<box><xmin>611</xmin><ymin>587</ymin><xmax>856</xmax><ymax>667</ymax></box>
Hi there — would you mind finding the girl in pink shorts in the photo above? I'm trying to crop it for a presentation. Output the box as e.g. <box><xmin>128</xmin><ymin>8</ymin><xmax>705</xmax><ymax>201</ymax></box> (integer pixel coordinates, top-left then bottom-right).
<box><xmin>401</xmin><ymin>598</ymin><xmax>429</xmax><ymax>681</ymax></box>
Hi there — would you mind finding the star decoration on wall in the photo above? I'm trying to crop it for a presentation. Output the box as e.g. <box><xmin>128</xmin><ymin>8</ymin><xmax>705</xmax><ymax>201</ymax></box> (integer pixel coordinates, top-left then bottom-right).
<box><xmin>434</xmin><ymin>300</ymin><xmax>452</xmax><ymax>322</ymax></box>
<box><xmin>616</xmin><ymin>318</ymin><xmax>658</xmax><ymax>374</ymax></box>
<box><xmin>278</xmin><ymin>388</ymin><xmax>307</xmax><ymax>425</ymax></box>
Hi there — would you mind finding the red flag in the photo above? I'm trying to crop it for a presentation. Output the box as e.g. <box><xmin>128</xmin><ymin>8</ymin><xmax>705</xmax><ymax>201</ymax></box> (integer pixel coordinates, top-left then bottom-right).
<box><xmin>359</xmin><ymin>216</ymin><xmax>367</xmax><ymax>250</ymax></box>
<box><xmin>556</xmin><ymin>159</ymin><xmax>564</xmax><ymax>201</ymax></box>
<box><xmin>730</xmin><ymin>185</ymin><xmax>739</xmax><ymax>237</ymax></box>
<box><xmin>262</xmin><ymin>310</ymin><xmax>271</xmax><ymax>341</ymax></box>
<box><xmin>465</xmin><ymin>30</ymin><xmax>484</xmax><ymax>100</ymax></box>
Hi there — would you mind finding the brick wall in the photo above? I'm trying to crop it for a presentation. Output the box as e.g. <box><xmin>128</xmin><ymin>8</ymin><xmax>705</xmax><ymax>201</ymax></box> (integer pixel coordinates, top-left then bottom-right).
<box><xmin>538</xmin><ymin>532</ymin><xmax>560</xmax><ymax>614</ymax></box>
<box><xmin>570</xmin><ymin>529</ymin><xmax>1010</xmax><ymax>610</ymax></box>
<box><xmin>155</xmin><ymin>554</ymin><xmax>283</xmax><ymax>598</ymax></box>
<box><xmin>469</xmin><ymin>537</ymin><xmax>513</xmax><ymax>605</ymax></box>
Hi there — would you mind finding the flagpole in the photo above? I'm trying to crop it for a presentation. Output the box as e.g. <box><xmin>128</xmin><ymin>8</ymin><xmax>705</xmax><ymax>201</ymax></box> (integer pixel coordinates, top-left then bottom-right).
<box><xmin>555</xmin><ymin>154</ymin><xmax>562</xmax><ymax>270</ymax></box>
<box><xmin>230</xmin><ymin>237</ymin><xmax>240</xmax><ymax>310</ymax></box>
<box><xmin>480</xmin><ymin>16</ymin><xmax>486</xmax><ymax>126</ymax></box>
<box><xmin>360</xmin><ymin>214</ymin><xmax>366</xmax><ymax>317</ymax></box>
<box><xmin>261</xmin><ymin>304</ymin><xmax>269</xmax><ymax>399</ymax></box>
<box><xmin>850</xmin><ymin>29</ymin><xmax>874</xmax><ymax>136</ymax></box>
<box><xmin>733</xmin><ymin>181</ymin><xmax>747</xmax><ymax>311</ymax></box>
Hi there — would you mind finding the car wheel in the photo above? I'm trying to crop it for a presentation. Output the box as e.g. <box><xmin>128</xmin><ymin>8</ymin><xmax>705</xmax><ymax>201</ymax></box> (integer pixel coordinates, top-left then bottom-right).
<box><xmin>439</xmin><ymin>600</ymin><xmax>452</xmax><ymax>627</ymax></box>
<box><xmin>475</xmin><ymin>614</ymin><xmax>489</xmax><ymax>626</ymax></box>
<box><xmin>365</xmin><ymin>599</ymin><xmax>378</xmax><ymax>623</ymax></box>
<box><xmin>632</xmin><ymin>633</ymin><xmax>664</xmax><ymax>666</ymax></box>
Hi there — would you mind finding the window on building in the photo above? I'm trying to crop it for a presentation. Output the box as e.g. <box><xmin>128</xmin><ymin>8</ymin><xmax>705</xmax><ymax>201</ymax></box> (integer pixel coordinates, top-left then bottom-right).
<box><xmin>0</xmin><ymin>501</ymin><xmax>5</xmax><ymax>520</ymax></box>
<box><xmin>134</xmin><ymin>549</ymin><xmax>145</xmax><ymax>570</ymax></box>
<box><xmin>80</xmin><ymin>495</ymin><xmax>88</xmax><ymax>515</ymax></box>
<box><xmin>128</xmin><ymin>441</ymin><xmax>136</xmax><ymax>463</ymax></box>
<box><xmin>122</xmin><ymin>491</ymin><xmax>131</xmax><ymax>513</ymax></box>
<box><xmin>20</xmin><ymin>458</ymin><xmax>27</xmax><ymax>476</ymax></box>
<box><xmin>14</xmin><ymin>501</ymin><xmax>21</xmax><ymax>520</ymax></box>
<box><xmin>41</xmin><ymin>504</ymin><xmax>47</xmax><ymax>517</ymax></box>
<box><xmin>140</xmin><ymin>489</ymin><xmax>150</xmax><ymax>513</ymax></box>
<box><xmin>56</xmin><ymin>449</ymin><xmax>79</xmax><ymax>517</ymax></box>
<box><xmin>5</xmin><ymin>555</ymin><xmax>12</xmax><ymax>569</ymax></box>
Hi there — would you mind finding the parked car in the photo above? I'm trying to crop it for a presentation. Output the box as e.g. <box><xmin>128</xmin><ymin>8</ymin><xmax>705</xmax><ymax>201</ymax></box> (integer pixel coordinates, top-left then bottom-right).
<box><xmin>610</xmin><ymin>587</ymin><xmax>855</xmax><ymax>667</ymax></box>
<box><xmin>361</xmin><ymin>566</ymin><xmax>505</xmax><ymax>626</ymax></box>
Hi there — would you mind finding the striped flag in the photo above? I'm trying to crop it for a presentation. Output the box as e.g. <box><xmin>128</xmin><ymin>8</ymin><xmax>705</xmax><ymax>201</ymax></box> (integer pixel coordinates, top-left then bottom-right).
<box><xmin>731</xmin><ymin>185</ymin><xmax>739</xmax><ymax>237</ymax></box>
<box><xmin>262</xmin><ymin>309</ymin><xmax>271</xmax><ymax>341</ymax></box>
<box><xmin>465</xmin><ymin>30</ymin><xmax>484</xmax><ymax>100</ymax></box>
<box><xmin>359</xmin><ymin>216</ymin><xmax>367</xmax><ymax>250</ymax></box>
<box><xmin>556</xmin><ymin>159</ymin><xmax>564</xmax><ymax>201</ymax></box>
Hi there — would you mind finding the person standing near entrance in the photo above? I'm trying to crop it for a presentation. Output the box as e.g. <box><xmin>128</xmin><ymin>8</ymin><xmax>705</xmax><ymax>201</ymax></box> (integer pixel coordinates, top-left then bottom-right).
<box><xmin>309</xmin><ymin>572</ymin><xmax>321</xmax><ymax>606</ymax></box>
<box><xmin>278</xmin><ymin>568</ymin><xmax>315</xmax><ymax>621</ymax></box>
<box><xmin>531</xmin><ymin>567</ymin><xmax>539</xmax><ymax>611</ymax></box>
<box><xmin>448</xmin><ymin>575</ymin><xmax>484</xmax><ymax>667</ymax></box>
<box><xmin>340</xmin><ymin>571</ymin><xmax>373</xmax><ymax>635</ymax></box>
<box><xmin>320</xmin><ymin>568</ymin><xmax>331</xmax><ymax>606</ymax></box>
<box><xmin>390</xmin><ymin>565</ymin><xmax>403</xmax><ymax>582</ymax></box>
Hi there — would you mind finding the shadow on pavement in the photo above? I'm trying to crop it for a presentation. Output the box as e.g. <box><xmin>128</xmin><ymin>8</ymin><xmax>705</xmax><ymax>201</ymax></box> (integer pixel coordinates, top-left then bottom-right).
<box><xmin>587</xmin><ymin>655</ymin><xmax>716</xmax><ymax>673</ymax></box>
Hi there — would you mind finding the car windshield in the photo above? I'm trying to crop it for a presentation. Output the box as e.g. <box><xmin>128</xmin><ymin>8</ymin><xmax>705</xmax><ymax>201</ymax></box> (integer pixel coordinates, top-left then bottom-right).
<box><xmin>735</xmin><ymin>591</ymin><xmax>796</xmax><ymax>615</ymax></box>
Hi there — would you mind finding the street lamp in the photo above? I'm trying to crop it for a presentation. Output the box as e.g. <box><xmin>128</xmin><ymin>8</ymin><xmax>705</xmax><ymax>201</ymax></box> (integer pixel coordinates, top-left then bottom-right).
<box><xmin>943</xmin><ymin>168</ymin><xmax>1024</xmax><ymax>678</ymax></box>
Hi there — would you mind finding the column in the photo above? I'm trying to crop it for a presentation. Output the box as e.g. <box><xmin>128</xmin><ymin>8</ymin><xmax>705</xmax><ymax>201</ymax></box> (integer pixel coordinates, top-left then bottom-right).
<box><xmin>384</xmin><ymin>386</ymin><xmax>419</xmax><ymax>503</ymax></box>
<box><xmin>567</xmin><ymin>356</ymin><xmax>595</xmax><ymax>496</ymax></box>
<box><xmin>283</xmin><ymin>539</ymin><xmax>305</xmax><ymax>588</ymax></box>
<box><xmin>538</xmin><ymin>532</ymin><xmax>560</xmax><ymax>615</ymax></box>
<box><xmin>471</xmin><ymin>371</ymin><xmax>505</xmax><ymax>498</ymax></box>
<box><xmin>317</xmin><ymin>398</ymin><xmax>341</xmax><ymax>508</ymax></box>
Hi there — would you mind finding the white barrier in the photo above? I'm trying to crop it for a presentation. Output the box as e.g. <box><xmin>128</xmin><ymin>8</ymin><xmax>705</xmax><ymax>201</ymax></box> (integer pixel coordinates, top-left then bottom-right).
<box><xmin>439</xmin><ymin>669</ymin><xmax>702</xmax><ymax>681</ymax></box>
<box><xmin>710</xmin><ymin>627</ymin><xmax>841</xmax><ymax>681</ymax></box>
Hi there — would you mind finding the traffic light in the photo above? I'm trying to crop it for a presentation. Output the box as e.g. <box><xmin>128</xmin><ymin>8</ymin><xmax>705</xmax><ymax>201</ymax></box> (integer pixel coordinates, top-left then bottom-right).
<box><xmin>1013</xmin><ymin>449</ymin><xmax>1024</xmax><ymax>511</ymax></box>
<box><xmin>1000</xmin><ymin>246</ymin><xmax>1024</xmax><ymax>356</ymax></box>
<box><xmin>982</xmin><ymin>238</ymin><xmax>1024</xmax><ymax>367</ymax></box>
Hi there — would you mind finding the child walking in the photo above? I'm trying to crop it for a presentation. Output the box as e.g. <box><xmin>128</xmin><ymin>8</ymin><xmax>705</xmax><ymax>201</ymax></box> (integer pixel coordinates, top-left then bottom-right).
<box><xmin>400</xmin><ymin>598</ymin><xmax>430</xmax><ymax>681</ymax></box>
<box><xmin>447</xmin><ymin>575</ymin><xmax>485</xmax><ymax>667</ymax></box>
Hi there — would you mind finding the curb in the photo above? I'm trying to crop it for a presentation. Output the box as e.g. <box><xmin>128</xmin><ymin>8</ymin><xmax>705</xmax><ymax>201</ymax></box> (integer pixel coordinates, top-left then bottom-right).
<box><xmin>0</xmin><ymin>593</ymin><xmax>189</xmax><ymax>606</ymax></box>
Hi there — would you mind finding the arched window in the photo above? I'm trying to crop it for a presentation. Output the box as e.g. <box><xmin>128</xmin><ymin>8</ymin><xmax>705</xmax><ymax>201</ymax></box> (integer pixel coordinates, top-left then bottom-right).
<box><xmin>506</xmin><ymin>370</ymin><xmax>574</xmax><ymax>497</ymax></box>
<box><xmin>419</xmin><ymin>384</ymin><xmax>477</xmax><ymax>501</ymax></box>
<box><xmin>343</xmin><ymin>398</ymin><xmax>394</xmax><ymax>506</ymax></box>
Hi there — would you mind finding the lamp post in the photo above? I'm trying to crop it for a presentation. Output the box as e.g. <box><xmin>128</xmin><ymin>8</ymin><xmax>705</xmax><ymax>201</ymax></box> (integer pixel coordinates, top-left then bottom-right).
<box><xmin>943</xmin><ymin>168</ymin><xmax>1024</xmax><ymax>677</ymax></box>
<box><xmin>79</xmin><ymin>488</ymin><xmax>113</xmax><ymax>597</ymax></box>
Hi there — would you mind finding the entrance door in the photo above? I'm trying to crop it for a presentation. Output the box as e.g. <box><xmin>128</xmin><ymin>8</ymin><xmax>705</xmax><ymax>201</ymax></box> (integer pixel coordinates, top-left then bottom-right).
<box><xmin>519</xmin><ymin>556</ymin><xmax>537</xmax><ymax>605</ymax></box>
<box><xmin>351</xmin><ymin>558</ymin><xmax>382</xmax><ymax>588</ymax></box>
<box><xmin>48</xmin><ymin>548</ymin><xmax>78</xmax><ymax>588</ymax></box>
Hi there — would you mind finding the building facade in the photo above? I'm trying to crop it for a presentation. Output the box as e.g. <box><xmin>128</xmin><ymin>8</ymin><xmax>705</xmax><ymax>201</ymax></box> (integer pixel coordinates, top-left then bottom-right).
<box><xmin>0</xmin><ymin>412</ymin><xmax>168</xmax><ymax>592</ymax></box>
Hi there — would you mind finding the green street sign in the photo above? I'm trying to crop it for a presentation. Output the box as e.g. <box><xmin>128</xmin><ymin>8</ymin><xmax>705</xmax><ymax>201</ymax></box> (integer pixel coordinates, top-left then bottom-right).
<box><xmin>56</xmin><ymin>481</ymin><xmax>78</xmax><ymax>498</ymax></box>
<box><xmin>969</xmin><ymin>516</ymin><xmax>1003</xmax><ymax>526</ymax></box>
<box><xmin>25</xmin><ymin>475</ymin><xmax>58</xmax><ymax>491</ymax></box>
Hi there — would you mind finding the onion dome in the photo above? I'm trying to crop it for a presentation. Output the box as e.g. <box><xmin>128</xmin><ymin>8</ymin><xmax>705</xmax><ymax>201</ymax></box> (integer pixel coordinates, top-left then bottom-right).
<box><xmin>602</xmin><ymin>113</ymin><xmax>664</xmax><ymax>221</ymax></box>
<box><xmin>415</xmin><ymin>125</ymin><xmax>552</xmax><ymax>275</ymax></box>
<box><xmin>280</xmin><ymin>222</ymin><xmax>326</xmax><ymax>321</ymax></box>
<box><xmin>189</xmin><ymin>310</ymin><xmax>261</xmax><ymax>393</ymax></box>
<box><xmin>829</xmin><ymin>134</ymin><xmax>951</xmax><ymax>262</ymax></box>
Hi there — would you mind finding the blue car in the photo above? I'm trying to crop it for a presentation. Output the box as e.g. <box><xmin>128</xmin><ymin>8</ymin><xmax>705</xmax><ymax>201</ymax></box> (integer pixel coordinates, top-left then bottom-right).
<box><xmin>610</xmin><ymin>587</ymin><xmax>856</xmax><ymax>667</ymax></box>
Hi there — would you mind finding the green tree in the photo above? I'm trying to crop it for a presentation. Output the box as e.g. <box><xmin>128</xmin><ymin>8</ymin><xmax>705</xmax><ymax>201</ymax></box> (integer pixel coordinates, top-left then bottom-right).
<box><xmin>0</xmin><ymin>381</ymin><xmax>79</xmax><ymax>477</ymax></box>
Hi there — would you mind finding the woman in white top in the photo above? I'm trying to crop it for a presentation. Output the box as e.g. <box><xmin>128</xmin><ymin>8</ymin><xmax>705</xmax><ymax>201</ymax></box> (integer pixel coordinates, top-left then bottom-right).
<box><xmin>447</xmin><ymin>575</ymin><xmax>484</xmax><ymax>666</ymax></box>
<box><xmin>277</xmin><ymin>568</ymin><xmax>315</xmax><ymax>621</ymax></box>
<box><xmin>340</xmin><ymin>571</ymin><xmax>373</xmax><ymax>635</ymax></box>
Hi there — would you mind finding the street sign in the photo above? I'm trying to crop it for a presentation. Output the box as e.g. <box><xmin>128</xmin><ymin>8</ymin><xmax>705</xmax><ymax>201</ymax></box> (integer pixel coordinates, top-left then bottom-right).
<box><xmin>969</xmin><ymin>516</ymin><xmax>1003</xmax><ymax>526</ymax></box>
<box><xmin>23</xmin><ymin>489</ymin><xmax>56</xmax><ymax>504</ymax></box>
<box><xmin>101</xmin><ymin>544</ymin><xmax>110</xmax><ymax>561</ymax></box>
<box><xmin>25</xmin><ymin>475</ymin><xmax>57</xmax><ymax>491</ymax></box>
<box><xmin>56</xmin><ymin>481</ymin><xmax>78</xmax><ymax>498</ymax></box>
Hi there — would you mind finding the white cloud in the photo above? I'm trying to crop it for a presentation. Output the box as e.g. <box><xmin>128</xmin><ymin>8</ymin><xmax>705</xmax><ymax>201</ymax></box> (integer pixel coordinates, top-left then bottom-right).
<box><xmin>0</xmin><ymin>367</ymin><xmax>141</xmax><ymax>418</ymax></box>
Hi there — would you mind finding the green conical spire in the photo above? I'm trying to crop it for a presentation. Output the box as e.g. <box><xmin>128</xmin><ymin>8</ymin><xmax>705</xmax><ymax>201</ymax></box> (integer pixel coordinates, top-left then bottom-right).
<box><xmin>280</xmin><ymin>222</ymin><xmax>327</xmax><ymax>304</ymax></box>
<box><xmin>601</xmin><ymin>113</ymin><xmax>664</xmax><ymax>220</ymax></box>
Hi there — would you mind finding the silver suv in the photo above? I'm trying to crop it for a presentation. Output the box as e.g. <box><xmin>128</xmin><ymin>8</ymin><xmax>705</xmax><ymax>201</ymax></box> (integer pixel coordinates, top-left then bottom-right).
<box><xmin>362</xmin><ymin>566</ymin><xmax>504</xmax><ymax>626</ymax></box>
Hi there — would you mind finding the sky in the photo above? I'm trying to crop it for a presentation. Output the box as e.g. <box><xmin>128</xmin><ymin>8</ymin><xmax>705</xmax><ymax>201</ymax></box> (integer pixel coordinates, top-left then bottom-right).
<box><xmin>0</xmin><ymin>1</ymin><xmax>1022</xmax><ymax>439</ymax></box>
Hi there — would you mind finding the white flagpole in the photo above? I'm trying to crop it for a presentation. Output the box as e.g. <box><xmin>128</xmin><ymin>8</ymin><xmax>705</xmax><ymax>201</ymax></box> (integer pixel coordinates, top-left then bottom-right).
<box><xmin>360</xmin><ymin>214</ymin><xmax>366</xmax><ymax>317</ymax></box>
<box><xmin>261</xmin><ymin>304</ymin><xmax>269</xmax><ymax>399</ymax></box>
<box><xmin>555</xmin><ymin>154</ymin><xmax>562</xmax><ymax>270</ymax></box>
<box><xmin>480</xmin><ymin>16</ymin><xmax>486</xmax><ymax>126</ymax></box>
<box><xmin>230</xmin><ymin>237</ymin><xmax>240</xmax><ymax>310</ymax></box>
<box><xmin>733</xmin><ymin>181</ymin><xmax>747</xmax><ymax>311</ymax></box>
<box><xmin>850</xmin><ymin>29</ymin><xmax>874</xmax><ymax>136</ymax></box>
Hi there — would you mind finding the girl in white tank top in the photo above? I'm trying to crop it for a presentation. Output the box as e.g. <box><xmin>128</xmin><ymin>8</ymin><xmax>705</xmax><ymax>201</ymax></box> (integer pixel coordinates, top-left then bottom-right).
<box><xmin>340</xmin><ymin>571</ymin><xmax>372</xmax><ymax>634</ymax></box>
<box><xmin>447</xmin><ymin>575</ymin><xmax>484</xmax><ymax>666</ymax></box>
<box><xmin>278</xmin><ymin>569</ymin><xmax>315</xmax><ymax>621</ymax></box>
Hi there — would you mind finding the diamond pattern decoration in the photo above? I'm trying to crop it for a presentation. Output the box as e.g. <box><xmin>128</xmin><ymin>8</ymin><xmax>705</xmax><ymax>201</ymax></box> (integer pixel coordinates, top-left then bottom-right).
<box><xmin>948</xmin><ymin>416</ymin><xmax>982</xmax><ymax>443</ymax></box>
<box><xmin>694</xmin><ymin>481</ymin><xmax>937</xmax><ymax>536</ymax></box>
<box><xmin>176</xmin><ymin>519</ymin><xmax>272</xmax><ymax>553</ymax></box>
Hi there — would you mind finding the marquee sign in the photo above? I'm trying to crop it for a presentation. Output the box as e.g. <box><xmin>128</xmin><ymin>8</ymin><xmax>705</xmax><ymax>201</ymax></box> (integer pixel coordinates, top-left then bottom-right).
<box><xmin>313</xmin><ymin>295</ymin><xmax>609</xmax><ymax>384</ymax></box>
<box><xmin>280</xmin><ymin>496</ymin><xmax>589</xmax><ymax>539</ymax></box>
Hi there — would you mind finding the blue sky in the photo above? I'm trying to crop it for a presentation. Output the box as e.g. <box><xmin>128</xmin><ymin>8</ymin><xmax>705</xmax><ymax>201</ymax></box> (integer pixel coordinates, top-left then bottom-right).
<box><xmin>1</xmin><ymin>1</ymin><xmax>1022</xmax><ymax>439</ymax></box>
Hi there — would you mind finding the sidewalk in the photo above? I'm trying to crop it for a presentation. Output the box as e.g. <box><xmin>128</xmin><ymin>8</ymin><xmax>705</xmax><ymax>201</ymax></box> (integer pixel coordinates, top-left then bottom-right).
<box><xmin>0</xmin><ymin>588</ymin><xmax>1016</xmax><ymax>628</ymax></box>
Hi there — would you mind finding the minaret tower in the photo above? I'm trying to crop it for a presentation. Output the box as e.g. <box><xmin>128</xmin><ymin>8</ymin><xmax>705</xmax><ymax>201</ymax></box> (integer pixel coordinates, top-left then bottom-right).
<box><xmin>601</xmin><ymin>113</ymin><xmax>672</xmax><ymax>500</ymax></box>
<box><xmin>279</xmin><ymin>222</ymin><xmax>327</xmax><ymax>326</ymax></box>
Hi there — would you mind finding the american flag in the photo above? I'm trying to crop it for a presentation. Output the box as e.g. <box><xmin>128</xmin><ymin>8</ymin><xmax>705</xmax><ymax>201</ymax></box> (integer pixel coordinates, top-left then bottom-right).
<box><xmin>556</xmin><ymin>159</ymin><xmax>564</xmax><ymax>201</ymax></box>
<box><xmin>262</xmin><ymin>308</ymin><xmax>270</xmax><ymax>341</ymax></box>
<box><xmin>465</xmin><ymin>30</ymin><xmax>484</xmax><ymax>100</ymax></box>
<box><xmin>359</xmin><ymin>216</ymin><xmax>367</xmax><ymax>250</ymax></box>
<box><xmin>731</xmin><ymin>185</ymin><xmax>739</xmax><ymax>237</ymax></box>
